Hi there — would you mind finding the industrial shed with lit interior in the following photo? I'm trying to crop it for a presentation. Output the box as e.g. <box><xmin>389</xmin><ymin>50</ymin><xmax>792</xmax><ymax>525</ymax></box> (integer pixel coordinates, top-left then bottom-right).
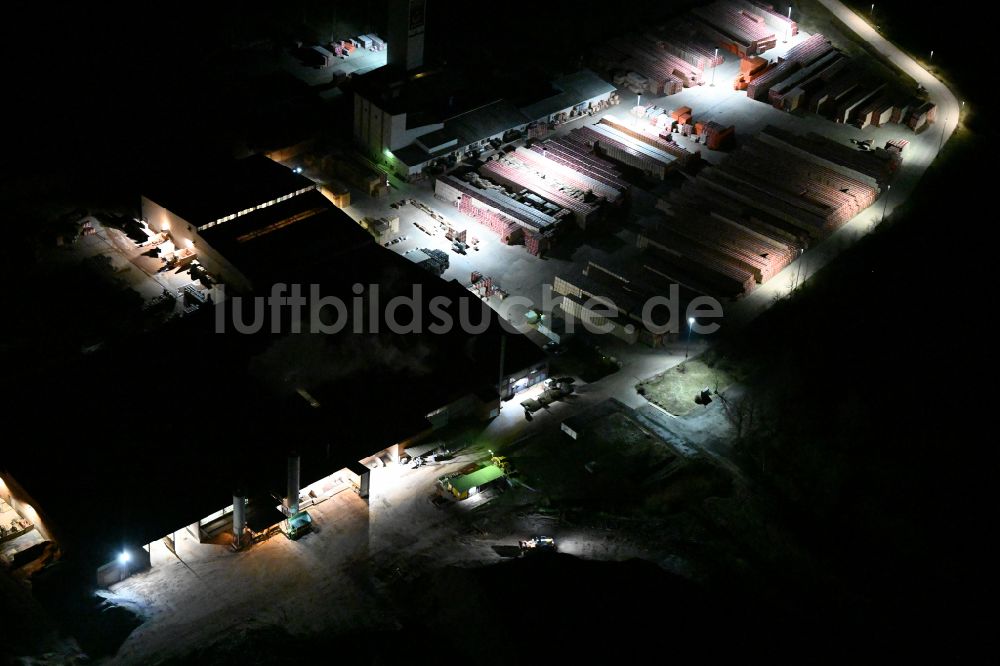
<box><xmin>2</xmin><ymin>156</ymin><xmax>548</xmax><ymax>585</ymax></box>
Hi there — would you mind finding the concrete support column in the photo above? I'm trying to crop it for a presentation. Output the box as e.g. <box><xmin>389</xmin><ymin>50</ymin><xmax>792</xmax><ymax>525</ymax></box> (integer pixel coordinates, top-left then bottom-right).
<box><xmin>286</xmin><ymin>453</ymin><xmax>301</xmax><ymax>515</ymax></box>
<box><xmin>232</xmin><ymin>490</ymin><xmax>247</xmax><ymax>548</ymax></box>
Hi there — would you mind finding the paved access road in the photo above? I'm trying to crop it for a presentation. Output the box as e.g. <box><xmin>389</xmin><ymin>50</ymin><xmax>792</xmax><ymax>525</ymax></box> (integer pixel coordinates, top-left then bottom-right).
<box><xmin>724</xmin><ymin>0</ymin><xmax>960</xmax><ymax>329</ymax></box>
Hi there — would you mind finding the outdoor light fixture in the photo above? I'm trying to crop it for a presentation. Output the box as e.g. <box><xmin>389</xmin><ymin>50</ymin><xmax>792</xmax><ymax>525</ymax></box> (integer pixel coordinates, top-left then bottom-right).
<box><xmin>686</xmin><ymin>318</ymin><xmax>695</xmax><ymax>358</ymax></box>
<box><xmin>119</xmin><ymin>550</ymin><xmax>130</xmax><ymax>564</ymax></box>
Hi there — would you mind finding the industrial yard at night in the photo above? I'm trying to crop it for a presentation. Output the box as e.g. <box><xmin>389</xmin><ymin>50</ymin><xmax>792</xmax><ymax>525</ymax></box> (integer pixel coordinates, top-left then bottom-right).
<box><xmin>0</xmin><ymin>0</ymin><xmax>992</xmax><ymax>663</ymax></box>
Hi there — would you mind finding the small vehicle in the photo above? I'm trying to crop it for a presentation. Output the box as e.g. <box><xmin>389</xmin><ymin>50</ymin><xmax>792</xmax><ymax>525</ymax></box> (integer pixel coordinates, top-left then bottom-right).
<box><xmin>519</xmin><ymin>536</ymin><xmax>556</xmax><ymax>552</ymax></box>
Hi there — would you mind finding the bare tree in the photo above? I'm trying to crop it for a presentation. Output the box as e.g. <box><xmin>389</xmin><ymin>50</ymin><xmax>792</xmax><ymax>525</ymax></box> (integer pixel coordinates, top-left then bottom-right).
<box><xmin>720</xmin><ymin>390</ymin><xmax>762</xmax><ymax>441</ymax></box>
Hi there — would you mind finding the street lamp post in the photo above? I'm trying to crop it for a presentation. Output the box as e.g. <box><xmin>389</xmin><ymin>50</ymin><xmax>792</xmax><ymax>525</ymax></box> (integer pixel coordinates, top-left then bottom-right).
<box><xmin>685</xmin><ymin>317</ymin><xmax>695</xmax><ymax>358</ymax></box>
<box><xmin>881</xmin><ymin>184</ymin><xmax>891</xmax><ymax>222</ymax></box>
<box><xmin>711</xmin><ymin>49</ymin><xmax>718</xmax><ymax>86</ymax></box>
<box><xmin>784</xmin><ymin>6</ymin><xmax>791</xmax><ymax>43</ymax></box>
<box><xmin>795</xmin><ymin>247</ymin><xmax>804</xmax><ymax>288</ymax></box>
<box><xmin>930</xmin><ymin>50</ymin><xmax>934</xmax><ymax>61</ymax></box>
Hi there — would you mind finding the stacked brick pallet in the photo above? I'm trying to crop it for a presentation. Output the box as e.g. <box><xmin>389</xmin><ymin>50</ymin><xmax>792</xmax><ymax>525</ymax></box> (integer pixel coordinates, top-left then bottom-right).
<box><xmin>512</xmin><ymin>147</ymin><xmax>625</xmax><ymax>205</ymax></box>
<box><xmin>832</xmin><ymin>82</ymin><xmax>885</xmax><ymax>125</ymax></box>
<box><xmin>659</xmin><ymin>210</ymin><xmax>797</xmax><ymax>283</ymax></box>
<box><xmin>529</xmin><ymin>140</ymin><xmax>630</xmax><ymax>197</ymax></box>
<box><xmin>635</xmin><ymin>125</ymin><xmax>900</xmax><ymax>298</ymax></box>
<box><xmin>570</xmin><ymin>124</ymin><xmax>681</xmax><ymax>180</ymax></box>
<box><xmin>640</xmin><ymin>35</ymin><xmax>704</xmax><ymax>86</ymax></box>
<box><xmin>809</xmin><ymin>67</ymin><xmax>868</xmax><ymax>117</ymax></box>
<box><xmin>456</xmin><ymin>195</ymin><xmax>523</xmax><ymax>245</ymax></box>
<box><xmin>599</xmin><ymin>35</ymin><xmax>702</xmax><ymax>95</ymax></box>
<box><xmin>746</xmin><ymin>33</ymin><xmax>834</xmax><ymax>100</ymax></box>
<box><xmin>767</xmin><ymin>51</ymin><xmax>846</xmax><ymax>110</ymax></box>
<box><xmin>692</xmin><ymin>0</ymin><xmax>777</xmax><ymax>56</ymax></box>
<box><xmin>639</xmin><ymin>228</ymin><xmax>758</xmax><ymax>297</ymax></box>
<box><xmin>600</xmin><ymin>117</ymin><xmax>692</xmax><ymax>164</ymax></box>
<box><xmin>760</xmin><ymin>125</ymin><xmax>895</xmax><ymax>185</ymax></box>
<box><xmin>885</xmin><ymin>138</ymin><xmax>909</xmax><ymax>153</ymax></box>
<box><xmin>718</xmin><ymin>136</ymin><xmax>879</xmax><ymax>231</ymax></box>
<box><xmin>906</xmin><ymin>101</ymin><xmax>937</xmax><ymax>131</ymax></box>
<box><xmin>853</xmin><ymin>94</ymin><xmax>895</xmax><ymax>129</ymax></box>
<box><xmin>659</xmin><ymin>34</ymin><xmax>724</xmax><ymax>71</ymax></box>
<box><xmin>642</xmin><ymin>248</ymin><xmax>746</xmax><ymax>300</ymax></box>
<box><xmin>701</xmin><ymin>121</ymin><xmax>736</xmax><ymax>150</ymax></box>
<box><xmin>738</xmin><ymin>1</ymin><xmax>798</xmax><ymax>37</ymax></box>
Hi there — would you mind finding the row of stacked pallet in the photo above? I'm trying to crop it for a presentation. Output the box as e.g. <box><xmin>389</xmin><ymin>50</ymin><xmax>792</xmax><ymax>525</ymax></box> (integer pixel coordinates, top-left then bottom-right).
<box><xmin>600</xmin><ymin>117</ymin><xmax>693</xmax><ymax>165</ymax></box>
<box><xmin>529</xmin><ymin>140</ymin><xmax>631</xmax><ymax>199</ymax></box>
<box><xmin>638</xmin><ymin>227</ymin><xmax>759</xmax><ymax>298</ymax></box>
<box><xmin>745</xmin><ymin>33</ymin><xmax>834</xmax><ymax>100</ymax></box>
<box><xmin>512</xmin><ymin>147</ymin><xmax>625</xmax><ymax>206</ymax></box>
<box><xmin>767</xmin><ymin>51</ymin><xmax>846</xmax><ymax>110</ymax></box>
<box><xmin>691</xmin><ymin>0</ymin><xmax>777</xmax><ymax>56</ymax></box>
<box><xmin>726</xmin><ymin>136</ymin><xmax>879</xmax><ymax>230</ymax></box>
<box><xmin>742</xmin><ymin>1</ymin><xmax>797</xmax><ymax>37</ymax></box>
<box><xmin>598</xmin><ymin>35</ymin><xmax>703</xmax><ymax>96</ymax></box>
<box><xmin>633</xmin><ymin>125</ymin><xmax>900</xmax><ymax>298</ymax></box>
<box><xmin>759</xmin><ymin>125</ymin><xmax>895</xmax><ymax>186</ymax></box>
<box><xmin>567</xmin><ymin>125</ymin><xmax>680</xmax><ymax>180</ymax></box>
<box><xmin>854</xmin><ymin>95</ymin><xmax>896</xmax><ymax>129</ymax></box>
<box><xmin>480</xmin><ymin>150</ymin><xmax>605</xmax><ymax>228</ymax></box>
<box><xmin>658</xmin><ymin>209</ymin><xmax>798</xmax><ymax>283</ymax></box>
<box><xmin>657</xmin><ymin>25</ymin><xmax>725</xmax><ymax>71</ymax></box>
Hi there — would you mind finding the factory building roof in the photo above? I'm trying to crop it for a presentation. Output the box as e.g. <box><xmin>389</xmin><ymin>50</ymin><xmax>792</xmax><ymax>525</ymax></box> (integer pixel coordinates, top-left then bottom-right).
<box><xmin>200</xmin><ymin>190</ymin><xmax>375</xmax><ymax>284</ymax></box>
<box><xmin>143</xmin><ymin>154</ymin><xmax>315</xmax><ymax>227</ymax></box>
<box><xmin>519</xmin><ymin>69</ymin><xmax>616</xmax><ymax>122</ymax></box>
<box><xmin>349</xmin><ymin>64</ymin><xmax>496</xmax><ymax>127</ymax></box>
<box><xmin>5</xmin><ymin>202</ymin><xmax>545</xmax><ymax>563</ymax></box>
<box><xmin>394</xmin><ymin>100</ymin><xmax>531</xmax><ymax>168</ymax></box>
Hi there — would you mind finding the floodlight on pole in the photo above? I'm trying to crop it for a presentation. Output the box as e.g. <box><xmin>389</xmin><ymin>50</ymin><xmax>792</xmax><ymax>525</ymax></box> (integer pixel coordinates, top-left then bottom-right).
<box><xmin>119</xmin><ymin>550</ymin><xmax>130</xmax><ymax>565</ymax></box>
<box><xmin>711</xmin><ymin>49</ymin><xmax>718</xmax><ymax>86</ymax></box>
<box><xmin>685</xmin><ymin>317</ymin><xmax>695</xmax><ymax>358</ymax></box>
<box><xmin>881</xmin><ymin>184</ymin><xmax>891</xmax><ymax>222</ymax></box>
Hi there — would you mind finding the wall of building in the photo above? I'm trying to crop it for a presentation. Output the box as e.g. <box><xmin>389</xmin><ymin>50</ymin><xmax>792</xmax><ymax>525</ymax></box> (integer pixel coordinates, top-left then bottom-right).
<box><xmin>353</xmin><ymin>94</ymin><xmax>443</xmax><ymax>160</ymax></box>
<box><xmin>0</xmin><ymin>471</ymin><xmax>53</xmax><ymax>542</ymax></box>
<box><xmin>501</xmin><ymin>360</ymin><xmax>548</xmax><ymax>399</ymax></box>
<box><xmin>388</xmin><ymin>0</ymin><xmax>426</xmax><ymax>72</ymax></box>
<box><xmin>140</xmin><ymin>197</ymin><xmax>253</xmax><ymax>293</ymax></box>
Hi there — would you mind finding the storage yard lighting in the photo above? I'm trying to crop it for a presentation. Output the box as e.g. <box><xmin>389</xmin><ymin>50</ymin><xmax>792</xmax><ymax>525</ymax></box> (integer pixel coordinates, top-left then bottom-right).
<box><xmin>119</xmin><ymin>550</ymin><xmax>130</xmax><ymax>564</ymax></box>
<box><xmin>685</xmin><ymin>317</ymin><xmax>695</xmax><ymax>358</ymax></box>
